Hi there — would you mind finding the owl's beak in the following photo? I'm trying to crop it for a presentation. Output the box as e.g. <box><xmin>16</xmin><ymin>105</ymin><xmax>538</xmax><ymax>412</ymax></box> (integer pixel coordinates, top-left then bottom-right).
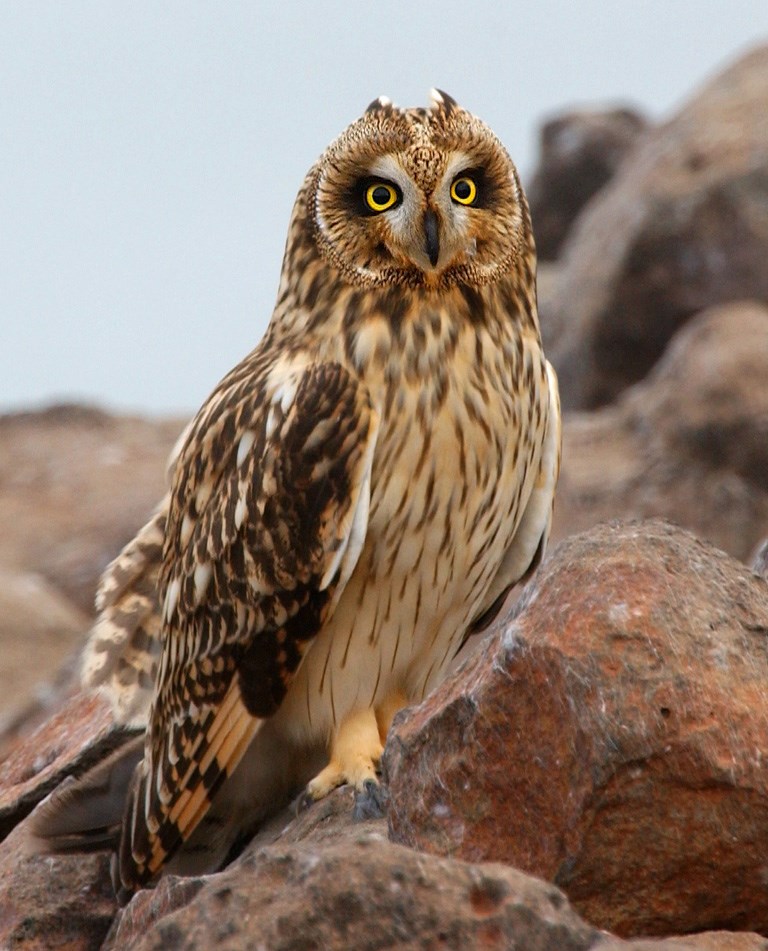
<box><xmin>423</xmin><ymin>209</ymin><xmax>440</xmax><ymax>268</ymax></box>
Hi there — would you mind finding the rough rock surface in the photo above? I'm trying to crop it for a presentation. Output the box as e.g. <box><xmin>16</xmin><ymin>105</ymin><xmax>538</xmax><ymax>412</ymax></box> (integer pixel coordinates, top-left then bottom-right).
<box><xmin>89</xmin><ymin>790</ymin><xmax>768</xmax><ymax>951</ymax></box>
<box><xmin>0</xmin><ymin>820</ymin><xmax>116</xmax><ymax>951</ymax></box>
<box><xmin>541</xmin><ymin>44</ymin><xmax>768</xmax><ymax>409</ymax></box>
<box><xmin>385</xmin><ymin>520</ymin><xmax>768</xmax><ymax>938</ymax></box>
<box><xmin>0</xmin><ymin>405</ymin><xmax>183</xmax><ymax>730</ymax></box>
<box><xmin>0</xmin><ymin>692</ymin><xmax>118</xmax><ymax>840</ymax></box>
<box><xmin>2</xmin><ymin>524</ymin><xmax>768</xmax><ymax>947</ymax></box>
<box><xmin>551</xmin><ymin>301</ymin><xmax>768</xmax><ymax>563</ymax></box>
<box><xmin>0</xmin><ymin>569</ymin><xmax>89</xmax><ymax>737</ymax></box>
<box><xmin>527</xmin><ymin>106</ymin><xmax>649</xmax><ymax>260</ymax></box>
<box><xmin>109</xmin><ymin>790</ymin><xmax>601</xmax><ymax>951</ymax></box>
<box><xmin>0</xmin><ymin>404</ymin><xmax>183</xmax><ymax>614</ymax></box>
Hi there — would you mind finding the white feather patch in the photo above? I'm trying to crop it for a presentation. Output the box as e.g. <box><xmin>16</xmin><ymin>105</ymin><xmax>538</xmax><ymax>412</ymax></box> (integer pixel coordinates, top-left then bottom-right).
<box><xmin>274</xmin><ymin>378</ymin><xmax>298</xmax><ymax>414</ymax></box>
<box><xmin>193</xmin><ymin>562</ymin><xmax>212</xmax><ymax>604</ymax></box>
<box><xmin>164</xmin><ymin>578</ymin><xmax>181</xmax><ymax>622</ymax></box>
<box><xmin>237</xmin><ymin>430</ymin><xmax>256</xmax><ymax>467</ymax></box>
<box><xmin>265</xmin><ymin>407</ymin><xmax>277</xmax><ymax>440</ymax></box>
<box><xmin>234</xmin><ymin>496</ymin><xmax>247</xmax><ymax>530</ymax></box>
<box><xmin>180</xmin><ymin>513</ymin><xmax>194</xmax><ymax>547</ymax></box>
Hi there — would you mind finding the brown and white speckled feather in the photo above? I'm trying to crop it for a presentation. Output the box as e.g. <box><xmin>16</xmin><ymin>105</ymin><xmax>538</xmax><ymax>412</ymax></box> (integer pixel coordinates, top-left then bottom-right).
<box><xmin>121</xmin><ymin>362</ymin><xmax>378</xmax><ymax>887</ymax></box>
<box><xmin>30</xmin><ymin>89</ymin><xmax>561</xmax><ymax>897</ymax></box>
<box><xmin>80</xmin><ymin>507</ymin><xmax>167</xmax><ymax>727</ymax></box>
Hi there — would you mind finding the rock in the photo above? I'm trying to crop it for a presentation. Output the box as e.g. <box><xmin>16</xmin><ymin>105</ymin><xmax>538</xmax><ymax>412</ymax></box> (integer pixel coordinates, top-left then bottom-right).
<box><xmin>0</xmin><ymin>569</ymin><xmax>89</xmax><ymax>741</ymax></box>
<box><xmin>552</xmin><ymin>302</ymin><xmax>768</xmax><ymax>564</ymax></box>
<box><xmin>751</xmin><ymin>539</ymin><xmax>768</xmax><ymax>579</ymax></box>
<box><xmin>384</xmin><ymin>520</ymin><xmax>768</xmax><ymax>938</ymax></box>
<box><xmin>93</xmin><ymin>790</ymin><xmax>768</xmax><ymax>950</ymax></box>
<box><xmin>0</xmin><ymin>404</ymin><xmax>184</xmax><ymax>727</ymax></box>
<box><xmin>108</xmin><ymin>824</ymin><xmax>598</xmax><ymax>951</ymax></box>
<box><xmin>527</xmin><ymin>107</ymin><xmax>649</xmax><ymax>260</ymax></box>
<box><xmin>3</xmin><ymin>531</ymin><xmax>768</xmax><ymax>947</ymax></box>
<box><xmin>0</xmin><ymin>404</ymin><xmax>184</xmax><ymax>614</ymax></box>
<box><xmin>0</xmin><ymin>692</ymin><xmax>119</xmax><ymax>840</ymax></box>
<box><xmin>636</xmin><ymin>937</ymin><xmax>768</xmax><ymax>951</ymax></box>
<box><xmin>0</xmin><ymin>820</ymin><xmax>116</xmax><ymax>951</ymax></box>
<box><xmin>541</xmin><ymin>45</ymin><xmax>768</xmax><ymax>409</ymax></box>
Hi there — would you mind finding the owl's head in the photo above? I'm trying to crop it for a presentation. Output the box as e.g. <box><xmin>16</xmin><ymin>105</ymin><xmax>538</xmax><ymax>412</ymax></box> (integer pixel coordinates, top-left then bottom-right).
<box><xmin>307</xmin><ymin>90</ymin><xmax>531</xmax><ymax>290</ymax></box>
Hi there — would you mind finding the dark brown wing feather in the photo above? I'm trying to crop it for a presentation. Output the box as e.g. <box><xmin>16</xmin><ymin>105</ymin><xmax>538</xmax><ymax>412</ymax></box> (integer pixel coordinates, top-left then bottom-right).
<box><xmin>118</xmin><ymin>360</ymin><xmax>378</xmax><ymax>893</ymax></box>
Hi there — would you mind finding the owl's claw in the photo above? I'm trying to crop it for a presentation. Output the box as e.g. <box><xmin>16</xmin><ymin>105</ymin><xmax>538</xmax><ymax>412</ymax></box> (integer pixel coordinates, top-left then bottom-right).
<box><xmin>292</xmin><ymin>789</ymin><xmax>316</xmax><ymax>816</ymax></box>
<box><xmin>353</xmin><ymin>778</ymin><xmax>388</xmax><ymax>820</ymax></box>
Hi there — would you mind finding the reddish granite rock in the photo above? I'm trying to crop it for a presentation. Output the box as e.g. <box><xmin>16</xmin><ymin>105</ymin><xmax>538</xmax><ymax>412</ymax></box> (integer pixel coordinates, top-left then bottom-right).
<box><xmin>541</xmin><ymin>45</ymin><xmax>768</xmax><ymax>409</ymax></box>
<box><xmin>113</xmin><ymin>833</ymin><xmax>602</xmax><ymax>951</ymax></box>
<box><xmin>384</xmin><ymin>520</ymin><xmax>768</xmax><ymax>938</ymax></box>
<box><xmin>0</xmin><ymin>692</ymin><xmax>119</xmax><ymax>840</ymax></box>
<box><xmin>0</xmin><ymin>820</ymin><xmax>116</xmax><ymax>950</ymax></box>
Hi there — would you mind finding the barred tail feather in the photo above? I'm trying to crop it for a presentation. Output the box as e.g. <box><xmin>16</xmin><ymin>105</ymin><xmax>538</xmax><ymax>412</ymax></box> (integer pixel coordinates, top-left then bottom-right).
<box><xmin>116</xmin><ymin>685</ymin><xmax>263</xmax><ymax>895</ymax></box>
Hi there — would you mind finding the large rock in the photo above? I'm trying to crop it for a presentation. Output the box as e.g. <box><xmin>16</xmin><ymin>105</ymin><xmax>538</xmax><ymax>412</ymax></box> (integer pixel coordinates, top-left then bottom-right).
<box><xmin>0</xmin><ymin>569</ymin><xmax>88</xmax><ymax>740</ymax></box>
<box><xmin>552</xmin><ymin>301</ymin><xmax>768</xmax><ymax>564</ymax></box>
<box><xmin>0</xmin><ymin>821</ymin><xmax>116</xmax><ymax>951</ymax></box>
<box><xmin>0</xmin><ymin>405</ymin><xmax>184</xmax><ymax>727</ymax></box>
<box><xmin>102</xmin><ymin>791</ymin><xmax>768</xmax><ymax>951</ymax></box>
<box><xmin>0</xmin><ymin>404</ymin><xmax>183</xmax><ymax>614</ymax></box>
<box><xmin>0</xmin><ymin>692</ymin><xmax>117</xmax><ymax>840</ymax></box>
<box><xmin>527</xmin><ymin>107</ymin><xmax>649</xmax><ymax>260</ymax></box>
<box><xmin>3</xmin><ymin>525</ymin><xmax>768</xmax><ymax>946</ymax></box>
<box><xmin>542</xmin><ymin>45</ymin><xmax>768</xmax><ymax>409</ymax></box>
<box><xmin>384</xmin><ymin>520</ymin><xmax>768</xmax><ymax>937</ymax></box>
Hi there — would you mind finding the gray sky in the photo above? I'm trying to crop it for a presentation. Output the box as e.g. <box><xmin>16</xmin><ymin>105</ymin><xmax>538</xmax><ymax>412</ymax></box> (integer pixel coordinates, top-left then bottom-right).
<box><xmin>3</xmin><ymin>2</ymin><xmax>767</xmax><ymax>415</ymax></box>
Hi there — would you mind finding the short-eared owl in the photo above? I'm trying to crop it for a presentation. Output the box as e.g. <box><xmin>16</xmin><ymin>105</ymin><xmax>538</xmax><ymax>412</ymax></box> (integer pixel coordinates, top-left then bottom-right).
<box><xmin>31</xmin><ymin>90</ymin><xmax>561</xmax><ymax>899</ymax></box>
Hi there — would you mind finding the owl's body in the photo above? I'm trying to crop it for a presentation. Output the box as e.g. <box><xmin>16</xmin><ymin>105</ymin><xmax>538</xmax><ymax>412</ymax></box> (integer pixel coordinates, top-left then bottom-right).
<box><xmin>30</xmin><ymin>91</ymin><xmax>561</xmax><ymax>897</ymax></box>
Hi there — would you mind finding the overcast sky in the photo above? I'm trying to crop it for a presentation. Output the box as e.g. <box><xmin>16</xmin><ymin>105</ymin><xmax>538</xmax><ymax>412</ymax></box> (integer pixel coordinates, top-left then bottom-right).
<box><xmin>3</xmin><ymin>2</ymin><xmax>767</xmax><ymax>416</ymax></box>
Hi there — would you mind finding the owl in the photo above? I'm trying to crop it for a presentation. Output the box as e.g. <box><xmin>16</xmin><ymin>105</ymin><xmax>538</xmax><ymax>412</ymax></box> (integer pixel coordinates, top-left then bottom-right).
<box><xmin>30</xmin><ymin>90</ymin><xmax>561</xmax><ymax>900</ymax></box>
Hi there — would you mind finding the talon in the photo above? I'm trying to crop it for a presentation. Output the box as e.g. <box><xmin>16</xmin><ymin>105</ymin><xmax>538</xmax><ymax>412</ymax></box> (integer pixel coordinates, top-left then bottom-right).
<box><xmin>292</xmin><ymin>789</ymin><xmax>316</xmax><ymax>816</ymax></box>
<box><xmin>353</xmin><ymin>778</ymin><xmax>389</xmax><ymax>820</ymax></box>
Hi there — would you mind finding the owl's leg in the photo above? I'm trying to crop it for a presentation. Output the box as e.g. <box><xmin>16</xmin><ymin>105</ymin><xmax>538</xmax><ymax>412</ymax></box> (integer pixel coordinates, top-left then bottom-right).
<box><xmin>375</xmin><ymin>690</ymin><xmax>408</xmax><ymax>743</ymax></box>
<box><xmin>306</xmin><ymin>706</ymin><xmax>384</xmax><ymax>801</ymax></box>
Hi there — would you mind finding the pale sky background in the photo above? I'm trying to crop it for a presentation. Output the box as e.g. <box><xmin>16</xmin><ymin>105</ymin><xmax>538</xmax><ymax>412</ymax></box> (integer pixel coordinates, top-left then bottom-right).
<box><xmin>3</xmin><ymin>2</ymin><xmax>767</xmax><ymax>416</ymax></box>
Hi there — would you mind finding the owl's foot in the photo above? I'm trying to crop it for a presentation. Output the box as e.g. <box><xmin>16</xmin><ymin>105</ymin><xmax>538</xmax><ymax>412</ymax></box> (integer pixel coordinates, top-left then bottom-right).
<box><xmin>306</xmin><ymin>706</ymin><xmax>383</xmax><ymax>801</ymax></box>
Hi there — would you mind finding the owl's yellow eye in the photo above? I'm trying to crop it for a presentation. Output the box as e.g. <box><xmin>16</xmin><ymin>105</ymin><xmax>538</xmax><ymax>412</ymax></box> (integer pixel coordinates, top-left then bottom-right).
<box><xmin>365</xmin><ymin>182</ymin><xmax>399</xmax><ymax>212</ymax></box>
<box><xmin>450</xmin><ymin>176</ymin><xmax>477</xmax><ymax>206</ymax></box>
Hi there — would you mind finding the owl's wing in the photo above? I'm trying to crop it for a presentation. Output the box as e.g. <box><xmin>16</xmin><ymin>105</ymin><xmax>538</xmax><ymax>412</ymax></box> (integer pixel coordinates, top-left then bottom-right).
<box><xmin>471</xmin><ymin>359</ymin><xmax>561</xmax><ymax>629</ymax></box>
<box><xmin>119</xmin><ymin>360</ymin><xmax>379</xmax><ymax>893</ymax></box>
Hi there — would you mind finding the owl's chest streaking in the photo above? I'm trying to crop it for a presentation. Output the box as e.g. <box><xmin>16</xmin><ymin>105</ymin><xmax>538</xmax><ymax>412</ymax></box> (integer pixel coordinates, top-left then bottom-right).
<box><xmin>276</xmin><ymin>293</ymin><xmax>548</xmax><ymax>745</ymax></box>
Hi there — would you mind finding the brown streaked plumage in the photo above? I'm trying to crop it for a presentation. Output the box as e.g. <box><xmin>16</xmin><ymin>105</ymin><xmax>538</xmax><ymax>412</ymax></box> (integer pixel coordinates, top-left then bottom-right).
<box><xmin>29</xmin><ymin>89</ymin><xmax>561</xmax><ymax>898</ymax></box>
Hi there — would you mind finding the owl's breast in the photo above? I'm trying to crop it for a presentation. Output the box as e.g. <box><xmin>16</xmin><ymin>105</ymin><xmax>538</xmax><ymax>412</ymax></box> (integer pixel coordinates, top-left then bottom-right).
<box><xmin>274</xmin><ymin>312</ymin><xmax>548</xmax><ymax>746</ymax></box>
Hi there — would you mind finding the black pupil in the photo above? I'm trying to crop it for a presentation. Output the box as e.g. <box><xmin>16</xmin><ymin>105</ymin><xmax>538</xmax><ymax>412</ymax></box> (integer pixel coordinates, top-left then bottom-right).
<box><xmin>454</xmin><ymin>179</ymin><xmax>472</xmax><ymax>200</ymax></box>
<box><xmin>372</xmin><ymin>185</ymin><xmax>391</xmax><ymax>206</ymax></box>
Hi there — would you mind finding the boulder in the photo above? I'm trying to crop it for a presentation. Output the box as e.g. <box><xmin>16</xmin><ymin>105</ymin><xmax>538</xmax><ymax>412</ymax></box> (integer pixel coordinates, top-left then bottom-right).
<box><xmin>541</xmin><ymin>45</ymin><xmax>768</xmax><ymax>409</ymax></box>
<box><xmin>0</xmin><ymin>405</ymin><xmax>184</xmax><ymax>730</ymax></box>
<box><xmin>0</xmin><ymin>692</ymin><xmax>118</xmax><ymax>840</ymax></box>
<box><xmin>384</xmin><ymin>520</ymin><xmax>768</xmax><ymax>938</ymax></box>
<box><xmin>552</xmin><ymin>301</ymin><xmax>768</xmax><ymax>564</ymax></box>
<box><xmin>527</xmin><ymin>107</ymin><xmax>649</xmax><ymax>260</ymax></box>
<box><xmin>3</xmin><ymin>524</ymin><xmax>768</xmax><ymax>946</ymax></box>
<box><xmin>0</xmin><ymin>569</ymin><xmax>88</xmax><ymax>742</ymax></box>
<box><xmin>0</xmin><ymin>404</ymin><xmax>183</xmax><ymax>614</ymax></box>
<box><xmin>0</xmin><ymin>821</ymin><xmax>116</xmax><ymax>951</ymax></box>
<box><xmin>103</xmin><ymin>790</ymin><xmax>768</xmax><ymax>951</ymax></box>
